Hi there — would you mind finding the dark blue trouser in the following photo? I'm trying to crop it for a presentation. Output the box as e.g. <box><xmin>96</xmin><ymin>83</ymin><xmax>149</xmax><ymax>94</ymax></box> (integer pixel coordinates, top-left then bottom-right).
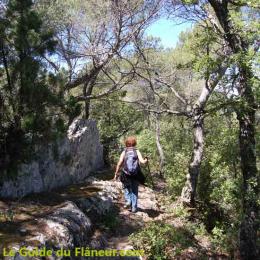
<box><xmin>124</xmin><ymin>178</ymin><xmax>139</xmax><ymax>211</ymax></box>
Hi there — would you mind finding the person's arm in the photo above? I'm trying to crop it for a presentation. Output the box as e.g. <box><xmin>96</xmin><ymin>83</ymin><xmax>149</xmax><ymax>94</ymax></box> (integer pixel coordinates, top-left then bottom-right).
<box><xmin>113</xmin><ymin>151</ymin><xmax>125</xmax><ymax>180</ymax></box>
<box><xmin>136</xmin><ymin>150</ymin><xmax>148</xmax><ymax>164</ymax></box>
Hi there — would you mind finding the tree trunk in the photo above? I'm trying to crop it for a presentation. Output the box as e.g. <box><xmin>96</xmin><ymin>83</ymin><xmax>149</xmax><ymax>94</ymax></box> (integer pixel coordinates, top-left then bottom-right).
<box><xmin>155</xmin><ymin>114</ymin><xmax>165</xmax><ymax>175</ymax></box>
<box><xmin>181</xmin><ymin>79</ymin><xmax>218</xmax><ymax>205</ymax></box>
<box><xmin>83</xmin><ymin>81</ymin><xmax>95</xmax><ymax>119</ymax></box>
<box><xmin>181</xmin><ymin>112</ymin><xmax>204</xmax><ymax>205</ymax></box>
<box><xmin>237</xmin><ymin>67</ymin><xmax>259</xmax><ymax>260</ymax></box>
<box><xmin>84</xmin><ymin>99</ymin><xmax>91</xmax><ymax>119</ymax></box>
<box><xmin>207</xmin><ymin>1</ymin><xmax>259</xmax><ymax>257</ymax></box>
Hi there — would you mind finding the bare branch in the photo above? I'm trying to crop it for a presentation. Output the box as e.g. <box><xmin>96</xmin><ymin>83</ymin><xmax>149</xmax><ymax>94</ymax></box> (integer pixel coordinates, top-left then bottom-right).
<box><xmin>154</xmin><ymin>76</ymin><xmax>187</xmax><ymax>105</ymax></box>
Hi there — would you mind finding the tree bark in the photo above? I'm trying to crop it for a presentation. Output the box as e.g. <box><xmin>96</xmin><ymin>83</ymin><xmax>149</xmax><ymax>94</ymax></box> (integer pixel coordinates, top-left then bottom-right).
<box><xmin>236</xmin><ymin>66</ymin><xmax>259</xmax><ymax>260</ymax></box>
<box><xmin>0</xmin><ymin>39</ymin><xmax>15</xmax><ymax>115</ymax></box>
<box><xmin>181</xmin><ymin>80</ymin><xmax>216</xmax><ymax>205</ymax></box>
<box><xmin>181</xmin><ymin>111</ymin><xmax>204</xmax><ymax>205</ymax></box>
<box><xmin>83</xmin><ymin>77</ymin><xmax>96</xmax><ymax>119</ymax></box>
<box><xmin>208</xmin><ymin>1</ymin><xmax>259</xmax><ymax>258</ymax></box>
<box><xmin>155</xmin><ymin>114</ymin><xmax>165</xmax><ymax>175</ymax></box>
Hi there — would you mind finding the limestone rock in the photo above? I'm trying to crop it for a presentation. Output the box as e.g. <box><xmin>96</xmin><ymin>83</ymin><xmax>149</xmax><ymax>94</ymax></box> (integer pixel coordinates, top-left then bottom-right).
<box><xmin>0</xmin><ymin>178</ymin><xmax>123</xmax><ymax>260</ymax></box>
<box><xmin>0</xmin><ymin>119</ymin><xmax>104</xmax><ymax>198</ymax></box>
<box><xmin>76</xmin><ymin>179</ymin><xmax>121</xmax><ymax>219</ymax></box>
<box><xmin>5</xmin><ymin>201</ymin><xmax>92</xmax><ymax>260</ymax></box>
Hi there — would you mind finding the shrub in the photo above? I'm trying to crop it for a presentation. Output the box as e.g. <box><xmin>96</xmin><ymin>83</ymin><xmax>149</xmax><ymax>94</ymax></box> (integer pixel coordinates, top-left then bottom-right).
<box><xmin>130</xmin><ymin>221</ymin><xmax>192</xmax><ymax>259</ymax></box>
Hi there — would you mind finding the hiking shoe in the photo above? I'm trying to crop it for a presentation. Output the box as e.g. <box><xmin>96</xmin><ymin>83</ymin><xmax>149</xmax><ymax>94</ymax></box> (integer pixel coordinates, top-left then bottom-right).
<box><xmin>131</xmin><ymin>208</ymin><xmax>138</xmax><ymax>213</ymax></box>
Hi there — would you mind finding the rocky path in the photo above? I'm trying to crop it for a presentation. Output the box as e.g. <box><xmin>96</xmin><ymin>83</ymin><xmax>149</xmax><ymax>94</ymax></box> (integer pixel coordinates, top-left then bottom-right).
<box><xmin>105</xmin><ymin>183</ymin><xmax>162</xmax><ymax>251</ymax></box>
<box><xmin>0</xmin><ymin>168</ymin><xmax>161</xmax><ymax>259</ymax></box>
<box><xmin>0</xmin><ymin>169</ymin><xmax>230</xmax><ymax>259</ymax></box>
<box><xmin>97</xmin><ymin>173</ymin><xmax>230</xmax><ymax>260</ymax></box>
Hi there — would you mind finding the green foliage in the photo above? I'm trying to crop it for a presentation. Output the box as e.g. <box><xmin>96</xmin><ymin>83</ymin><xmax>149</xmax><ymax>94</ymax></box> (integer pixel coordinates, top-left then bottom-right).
<box><xmin>164</xmin><ymin>151</ymin><xmax>189</xmax><ymax>197</ymax></box>
<box><xmin>135</xmin><ymin>129</ymin><xmax>158</xmax><ymax>169</ymax></box>
<box><xmin>0</xmin><ymin>1</ymin><xmax>257</xmax><ymax>256</ymax></box>
<box><xmin>0</xmin><ymin>0</ymin><xmax>65</xmax><ymax>175</ymax></box>
<box><xmin>172</xmin><ymin>205</ymin><xmax>191</xmax><ymax>219</ymax></box>
<box><xmin>130</xmin><ymin>221</ymin><xmax>193</xmax><ymax>259</ymax></box>
<box><xmin>133</xmin><ymin>115</ymin><xmax>193</xmax><ymax>195</ymax></box>
<box><xmin>176</xmin><ymin>24</ymin><xmax>222</xmax><ymax>80</ymax></box>
<box><xmin>161</xmin><ymin>118</ymin><xmax>192</xmax><ymax>197</ymax></box>
<box><xmin>131</xmin><ymin>108</ymin><xmax>242</xmax><ymax>256</ymax></box>
<box><xmin>64</xmin><ymin>96</ymin><xmax>82</xmax><ymax>124</ymax></box>
<box><xmin>134</xmin><ymin>128</ymin><xmax>159</xmax><ymax>186</ymax></box>
<box><xmin>209</xmin><ymin>223</ymin><xmax>240</xmax><ymax>255</ymax></box>
<box><xmin>198</xmin><ymin>113</ymin><xmax>242</xmax><ymax>215</ymax></box>
<box><xmin>91</xmin><ymin>92</ymin><xmax>143</xmax><ymax>165</ymax></box>
<box><xmin>193</xmin><ymin>112</ymin><xmax>242</xmax><ymax>255</ymax></box>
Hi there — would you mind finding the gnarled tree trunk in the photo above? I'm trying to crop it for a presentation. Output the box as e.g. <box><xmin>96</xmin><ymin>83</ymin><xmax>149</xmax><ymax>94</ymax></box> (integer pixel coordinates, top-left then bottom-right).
<box><xmin>208</xmin><ymin>1</ymin><xmax>259</xmax><ymax>257</ymax></box>
<box><xmin>83</xmin><ymin>78</ymin><xmax>96</xmax><ymax>119</ymax></box>
<box><xmin>181</xmin><ymin>111</ymin><xmax>204</xmax><ymax>205</ymax></box>
<box><xmin>181</xmin><ymin>79</ymin><xmax>219</xmax><ymax>205</ymax></box>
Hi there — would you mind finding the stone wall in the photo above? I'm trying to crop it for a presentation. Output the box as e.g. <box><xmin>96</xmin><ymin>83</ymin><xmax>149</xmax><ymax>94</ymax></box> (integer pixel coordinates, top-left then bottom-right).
<box><xmin>0</xmin><ymin>119</ymin><xmax>104</xmax><ymax>198</ymax></box>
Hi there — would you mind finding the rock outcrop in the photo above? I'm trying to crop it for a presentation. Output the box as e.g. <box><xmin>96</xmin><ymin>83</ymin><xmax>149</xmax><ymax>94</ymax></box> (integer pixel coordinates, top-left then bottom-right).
<box><xmin>76</xmin><ymin>178</ymin><xmax>121</xmax><ymax>219</ymax></box>
<box><xmin>0</xmin><ymin>119</ymin><xmax>104</xmax><ymax>198</ymax></box>
<box><xmin>0</xmin><ymin>178</ymin><xmax>122</xmax><ymax>260</ymax></box>
<box><xmin>1</xmin><ymin>201</ymin><xmax>92</xmax><ymax>260</ymax></box>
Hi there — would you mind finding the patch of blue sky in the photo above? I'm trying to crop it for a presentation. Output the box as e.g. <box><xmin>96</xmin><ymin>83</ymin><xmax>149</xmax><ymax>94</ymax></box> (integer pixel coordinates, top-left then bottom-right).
<box><xmin>146</xmin><ymin>18</ymin><xmax>193</xmax><ymax>49</ymax></box>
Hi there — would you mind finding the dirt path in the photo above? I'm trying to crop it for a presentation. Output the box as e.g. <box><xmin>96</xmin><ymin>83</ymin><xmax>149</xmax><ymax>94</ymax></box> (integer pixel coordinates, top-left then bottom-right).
<box><xmin>105</xmin><ymin>184</ymin><xmax>162</xmax><ymax>250</ymax></box>
<box><xmin>96</xmin><ymin>173</ymin><xmax>230</xmax><ymax>260</ymax></box>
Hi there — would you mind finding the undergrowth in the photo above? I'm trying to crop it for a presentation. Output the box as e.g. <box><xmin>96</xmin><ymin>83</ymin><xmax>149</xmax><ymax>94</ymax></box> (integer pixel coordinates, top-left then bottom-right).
<box><xmin>129</xmin><ymin>221</ymin><xmax>193</xmax><ymax>259</ymax></box>
<box><xmin>130</xmin><ymin>202</ymin><xmax>238</xmax><ymax>259</ymax></box>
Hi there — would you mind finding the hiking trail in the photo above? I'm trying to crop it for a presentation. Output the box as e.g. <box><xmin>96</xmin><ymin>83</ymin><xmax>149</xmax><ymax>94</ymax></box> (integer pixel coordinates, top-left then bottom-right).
<box><xmin>96</xmin><ymin>170</ymin><xmax>230</xmax><ymax>259</ymax></box>
<box><xmin>0</xmin><ymin>169</ymin><xmax>230</xmax><ymax>259</ymax></box>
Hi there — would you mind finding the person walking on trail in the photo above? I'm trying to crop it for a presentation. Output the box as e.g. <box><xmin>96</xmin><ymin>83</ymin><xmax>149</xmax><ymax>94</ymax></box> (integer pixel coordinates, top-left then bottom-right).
<box><xmin>113</xmin><ymin>136</ymin><xmax>148</xmax><ymax>213</ymax></box>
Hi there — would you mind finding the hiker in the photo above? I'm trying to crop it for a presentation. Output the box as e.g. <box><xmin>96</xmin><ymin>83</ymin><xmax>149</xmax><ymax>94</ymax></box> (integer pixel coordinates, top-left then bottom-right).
<box><xmin>113</xmin><ymin>136</ymin><xmax>148</xmax><ymax>213</ymax></box>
